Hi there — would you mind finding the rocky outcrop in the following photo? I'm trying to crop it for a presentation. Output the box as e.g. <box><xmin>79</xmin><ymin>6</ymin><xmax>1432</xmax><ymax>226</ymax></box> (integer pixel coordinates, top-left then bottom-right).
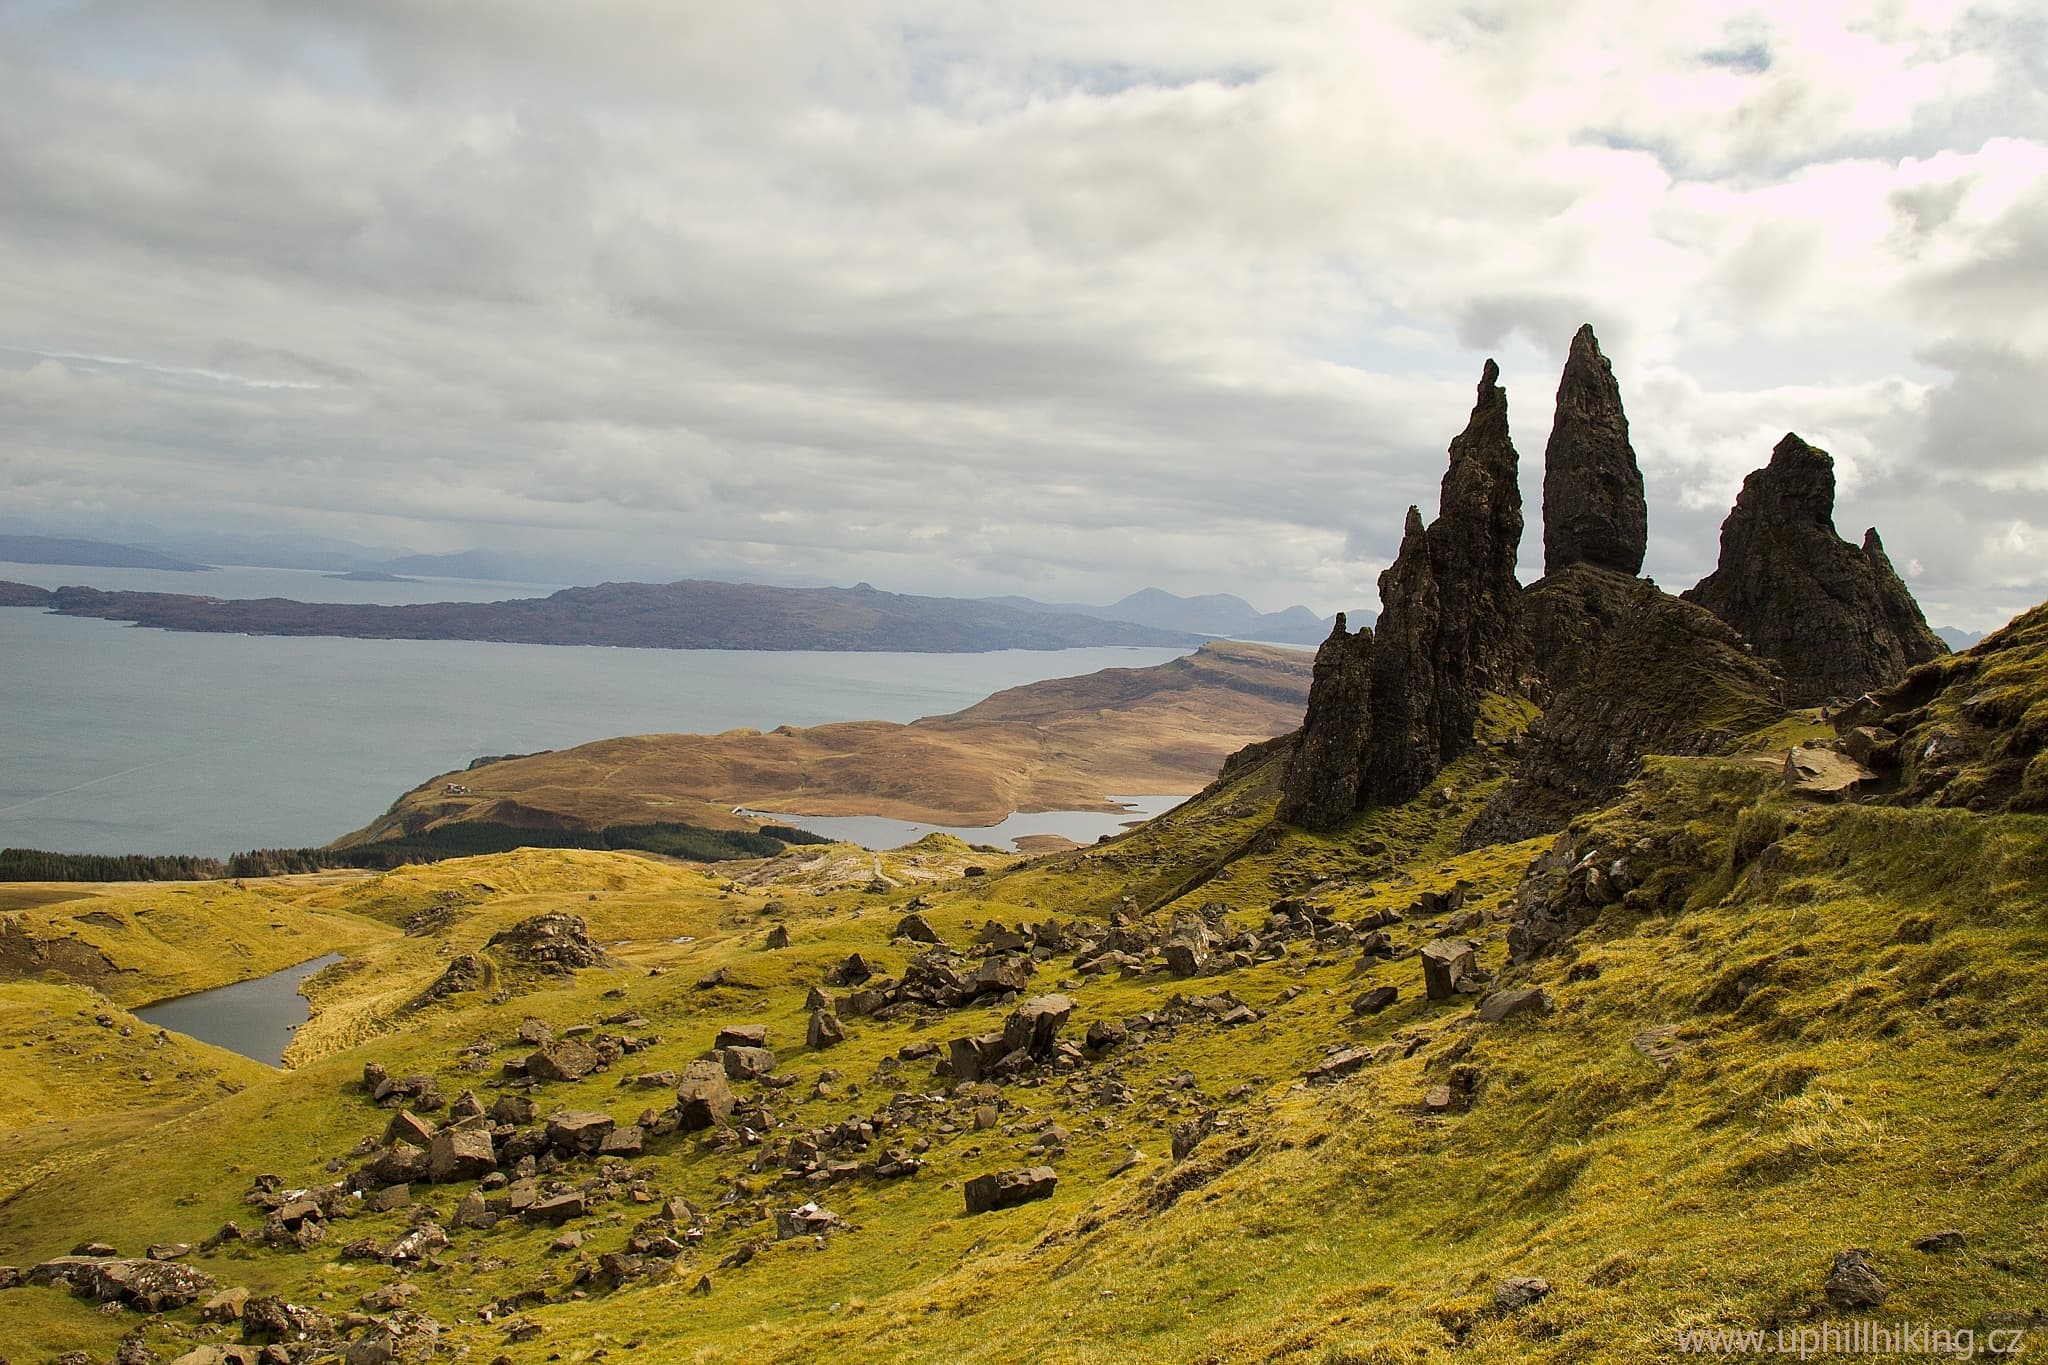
<box><xmin>1274</xmin><ymin>616</ymin><xmax>1374</xmax><ymax>827</ymax></box>
<box><xmin>1684</xmin><ymin>434</ymin><xmax>1946</xmax><ymax>705</ymax></box>
<box><xmin>1464</xmin><ymin>567</ymin><xmax>1782</xmax><ymax>846</ymax></box>
<box><xmin>1360</xmin><ymin>506</ymin><xmax>1445</xmax><ymax>806</ymax></box>
<box><xmin>1415</xmin><ymin>358</ymin><xmax>1527</xmax><ymax>757</ymax></box>
<box><xmin>1542</xmin><ymin>324</ymin><xmax>1646</xmax><ymax>576</ymax></box>
<box><xmin>485</xmin><ymin>913</ymin><xmax>610</xmax><ymax>972</ymax></box>
<box><xmin>1281</xmin><ymin>361</ymin><xmax>1525</xmax><ymax>828</ymax></box>
<box><xmin>1828</xmin><ymin>598</ymin><xmax>2048</xmax><ymax>813</ymax></box>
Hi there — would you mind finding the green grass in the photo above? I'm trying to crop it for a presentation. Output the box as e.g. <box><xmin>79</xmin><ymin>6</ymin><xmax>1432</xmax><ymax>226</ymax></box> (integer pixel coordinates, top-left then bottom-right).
<box><xmin>2</xmin><ymin>748</ymin><xmax>2044</xmax><ymax>1362</ymax></box>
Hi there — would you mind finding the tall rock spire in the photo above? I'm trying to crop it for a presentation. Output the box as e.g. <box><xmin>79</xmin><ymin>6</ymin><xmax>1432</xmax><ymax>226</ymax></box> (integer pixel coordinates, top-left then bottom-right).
<box><xmin>1275</xmin><ymin>613</ymin><xmax>1375</xmax><ymax>827</ymax></box>
<box><xmin>1541</xmin><ymin>324</ymin><xmax>1647</xmax><ymax>576</ymax></box>
<box><xmin>1280</xmin><ymin>359</ymin><xmax>1528</xmax><ymax>828</ymax></box>
<box><xmin>1683</xmin><ymin>433</ymin><xmax>1947</xmax><ymax>704</ymax></box>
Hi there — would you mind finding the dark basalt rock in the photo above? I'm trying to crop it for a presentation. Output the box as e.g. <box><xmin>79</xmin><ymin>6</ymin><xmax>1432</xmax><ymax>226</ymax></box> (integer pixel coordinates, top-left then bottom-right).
<box><xmin>1464</xmin><ymin>567</ymin><xmax>1782</xmax><ymax>847</ymax></box>
<box><xmin>1542</xmin><ymin>324</ymin><xmax>1646</xmax><ymax>576</ymax></box>
<box><xmin>1282</xmin><ymin>361</ymin><xmax>1525</xmax><ymax>829</ymax></box>
<box><xmin>1275</xmin><ymin>614</ymin><xmax>1374</xmax><ymax>826</ymax></box>
<box><xmin>1419</xmin><ymin>358</ymin><xmax>1527</xmax><ymax>753</ymax></box>
<box><xmin>1684</xmin><ymin>433</ymin><xmax>1945</xmax><ymax>705</ymax></box>
<box><xmin>1360</xmin><ymin>506</ymin><xmax>1444</xmax><ymax>807</ymax></box>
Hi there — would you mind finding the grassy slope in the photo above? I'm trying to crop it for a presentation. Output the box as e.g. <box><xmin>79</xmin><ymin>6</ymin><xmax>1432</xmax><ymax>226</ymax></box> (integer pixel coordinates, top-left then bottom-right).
<box><xmin>339</xmin><ymin>640</ymin><xmax>1312</xmax><ymax>843</ymax></box>
<box><xmin>0</xmin><ymin>874</ymin><xmax>398</xmax><ymax>1007</ymax></box>
<box><xmin>2</xmin><ymin>730</ymin><xmax>2044</xmax><ymax>1362</ymax></box>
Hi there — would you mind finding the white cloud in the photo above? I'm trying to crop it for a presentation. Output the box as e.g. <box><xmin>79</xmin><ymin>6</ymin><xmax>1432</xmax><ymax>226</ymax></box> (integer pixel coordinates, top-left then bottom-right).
<box><xmin>0</xmin><ymin>1</ymin><xmax>2042</xmax><ymax>629</ymax></box>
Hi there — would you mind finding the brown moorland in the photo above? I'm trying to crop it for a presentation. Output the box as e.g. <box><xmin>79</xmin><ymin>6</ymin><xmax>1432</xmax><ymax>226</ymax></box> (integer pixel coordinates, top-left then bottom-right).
<box><xmin>337</xmin><ymin>640</ymin><xmax>1311</xmax><ymax>843</ymax></box>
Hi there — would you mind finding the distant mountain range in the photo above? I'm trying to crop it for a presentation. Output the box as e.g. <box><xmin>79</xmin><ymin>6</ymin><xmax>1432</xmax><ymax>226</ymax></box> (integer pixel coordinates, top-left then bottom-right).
<box><xmin>987</xmin><ymin>587</ymin><xmax>1342</xmax><ymax>644</ymax></box>
<box><xmin>4</xmin><ymin>579</ymin><xmax>1204</xmax><ymax>652</ymax></box>
<box><xmin>0</xmin><ymin>534</ymin><xmax>211</xmax><ymax>573</ymax></box>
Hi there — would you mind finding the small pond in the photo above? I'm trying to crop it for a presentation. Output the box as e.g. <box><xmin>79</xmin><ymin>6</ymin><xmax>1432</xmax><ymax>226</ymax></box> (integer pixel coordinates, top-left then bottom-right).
<box><xmin>133</xmin><ymin>952</ymin><xmax>342</xmax><ymax>1067</ymax></box>
<box><xmin>748</xmin><ymin>795</ymin><xmax>1185</xmax><ymax>852</ymax></box>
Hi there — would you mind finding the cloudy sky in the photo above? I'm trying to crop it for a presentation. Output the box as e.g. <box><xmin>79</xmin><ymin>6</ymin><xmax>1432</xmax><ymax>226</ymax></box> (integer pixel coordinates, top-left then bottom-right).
<box><xmin>2</xmin><ymin>2</ymin><xmax>2043</xmax><ymax>629</ymax></box>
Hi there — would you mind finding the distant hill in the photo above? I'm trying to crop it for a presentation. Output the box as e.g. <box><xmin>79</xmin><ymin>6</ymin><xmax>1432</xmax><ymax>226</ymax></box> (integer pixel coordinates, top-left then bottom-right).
<box><xmin>337</xmin><ymin>639</ymin><xmax>1313</xmax><ymax>841</ymax></box>
<box><xmin>1935</xmin><ymin>625</ymin><xmax>1986</xmax><ymax>651</ymax></box>
<box><xmin>19</xmin><ymin>578</ymin><xmax>1203</xmax><ymax>652</ymax></box>
<box><xmin>988</xmin><ymin>586</ymin><xmax>1343</xmax><ymax>644</ymax></box>
<box><xmin>0</xmin><ymin>534</ymin><xmax>209</xmax><ymax>573</ymax></box>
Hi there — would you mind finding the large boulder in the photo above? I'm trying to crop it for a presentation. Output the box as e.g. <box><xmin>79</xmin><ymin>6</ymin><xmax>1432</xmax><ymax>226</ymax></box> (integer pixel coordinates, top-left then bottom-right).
<box><xmin>1420</xmin><ymin>938</ymin><xmax>1482</xmax><ymax>1001</ymax></box>
<box><xmin>1684</xmin><ymin>434</ymin><xmax>1944</xmax><ymax>705</ymax></box>
<box><xmin>544</xmin><ymin>1110</ymin><xmax>616</xmax><ymax>1155</ymax></box>
<box><xmin>427</xmin><ymin>1127</ymin><xmax>495</xmax><ymax>1183</ymax></box>
<box><xmin>963</xmin><ymin>1166</ymin><xmax>1058</xmax><ymax>1215</ymax></box>
<box><xmin>28</xmin><ymin>1256</ymin><xmax>216</xmax><ymax>1311</ymax></box>
<box><xmin>1002</xmin><ymin>994</ymin><xmax>1075</xmax><ymax>1060</ymax></box>
<box><xmin>1542</xmin><ymin>324</ymin><xmax>1646</xmax><ymax>576</ymax></box>
<box><xmin>525</xmin><ymin>1038</ymin><xmax>601</xmax><ymax>1083</ymax></box>
<box><xmin>675</xmin><ymin>1061</ymin><xmax>734</xmax><ymax>1130</ymax></box>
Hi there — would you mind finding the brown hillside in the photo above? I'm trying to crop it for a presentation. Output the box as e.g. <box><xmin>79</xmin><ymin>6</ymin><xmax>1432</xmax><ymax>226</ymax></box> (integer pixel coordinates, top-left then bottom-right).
<box><xmin>339</xmin><ymin>640</ymin><xmax>1312</xmax><ymax>841</ymax></box>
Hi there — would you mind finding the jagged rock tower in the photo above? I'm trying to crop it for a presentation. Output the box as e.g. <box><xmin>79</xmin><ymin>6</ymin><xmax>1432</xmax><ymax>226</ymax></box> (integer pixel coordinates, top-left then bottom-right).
<box><xmin>1542</xmin><ymin>324</ymin><xmax>1646</xmax><ymax>576</ymax></box>
<box><xmin>1683</xmin><ymin>434</ymin><xmax>1946</xmax><ymax>705</ymax></box>
<box><xmin>1277</xmin><ymin>327</ymin><xmax>1944</xmax><ymax>843</ymax></box>
<box><xmin>1278</xmin><ymin>361</ymin><xmax>1523</xmax><ymax>828</ymax></box>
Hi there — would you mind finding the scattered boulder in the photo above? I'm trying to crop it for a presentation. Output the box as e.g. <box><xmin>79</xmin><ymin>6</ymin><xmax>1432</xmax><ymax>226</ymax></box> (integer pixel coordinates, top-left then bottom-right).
<box><xmin>525</xmin><ymin>1038</ymin><xmax>601</xmax><ymax>1083</ymax></box>
<box><xmin>896</xmin><ymin>912</ymin><xmax>941</xmax><ymax>944</ymax></box>
<box><xmin>721</xmin><ymin>1045</ymin><xmax>777</xmax><ymax>1081</ymax></box>
<box><xmin>544</xmin><ymin>1110</ymin><xmax>616</xmax><ymax>1155</ymax></box>
<box><xmin>1002</xmin><ymin>994</ymin><xmax>1074</xmax><ymax>1060</ymax></box>
<box><xmin>964</xmin><ymin>1166</ymin><xmax>1058</xmax><ymax>1215</ymax></box>
<box><xmin>1824</xmin><ymin>1249</ymin><xmax>1888</xmax><ymax>1310</ymax></box>
<box><xmin>807</xmin><ymin>1009</ymin><xmax>847</xmax><ymax>1050</ymax></box>
<box><xmin>427</xmin><ymin>1126</ymin><xmax>495</xmax><ymax>1182</ymax></box>
<box><xmin>1495</xmin><ymin>1276</ymin><xmax>1553</xmax><ymax>1312</ymax></box>
<box><xmin>1476</xmin><ymin>987</ymin><xmax>1551</xmax><ymax>1024</ymax></box>
<box><xmin>1913</xmin><ymin>1230</ymin><xmax>1967</xmax><ymax>1254</ymax></box>
<box><xmin>675</xmin><ymin>1061</ymin><xmax>735</xmax><ymax>1130</ymax></box>
<box><xmin>1351</xmin><ymin>986</ymin><xmax>1399</xmax><ymax>1016</ymax></box>
<box><xmin>240</xmin><ymin>1294</ymin><xmax>335</xmax><ymax>1345</ymax></box>
<box><xmin>1306</xmin><ymin>1048</ymin><xmax>1373</xmax><ymax>1083</ymax></box>
<box><xmin>1084</xmin><ymin>1019</ymin><xmax>1128</xmax><ymax>1051</ymax></box>
<box><xmin>1420</xmin><ymin>938</ymin><xmax>1483</xmax><ymax>1001</ymax></box>
<box><xmin>714</xmin><ymin>1024</ymin><xmax>768</xmax><ymax>1050</ymax></box>
<box><xmin>526</xmin><ymin>1192</ymin><xmax>587</xmax><ymax>1226</ymax></box>
<box><xmin>28</xmin><ymin>1256</ymin><xmax>217</xmax><ymax>1312</ymax></box>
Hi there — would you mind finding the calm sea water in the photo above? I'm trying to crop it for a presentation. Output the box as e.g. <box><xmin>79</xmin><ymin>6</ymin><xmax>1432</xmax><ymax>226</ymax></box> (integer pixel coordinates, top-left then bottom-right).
<box><xmin>753</xmin><ymin>795</ymin><xmax>1186</xmax><ymax>853</ymax></box>
<box><xmin>1</xmin><ymin>564</ymin><xmax>1187</xmax><ymax>857</ymax></box>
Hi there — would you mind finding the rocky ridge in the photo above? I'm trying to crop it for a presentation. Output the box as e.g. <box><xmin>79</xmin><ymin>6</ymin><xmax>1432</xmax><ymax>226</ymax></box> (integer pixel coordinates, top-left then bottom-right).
<box><xmin>1281</xmin><ymin>327</ymin><xmax>1941</xmax><ymax>843</ymax></box>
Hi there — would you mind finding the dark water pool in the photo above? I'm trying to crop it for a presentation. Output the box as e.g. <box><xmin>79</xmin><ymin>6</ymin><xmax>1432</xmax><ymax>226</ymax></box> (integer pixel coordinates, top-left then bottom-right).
<box><xmin>133</xmin><ymin>952</ymin><xmax>342</xmax><ymax>1067</ymax></box>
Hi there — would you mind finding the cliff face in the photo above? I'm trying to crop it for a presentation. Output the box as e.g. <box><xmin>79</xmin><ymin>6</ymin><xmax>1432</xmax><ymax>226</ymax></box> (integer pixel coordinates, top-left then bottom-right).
<box><xmin>1682</xmin><ymin>434</ymin><xmax>1946</xmax><ymax>705</ymax></box>
<box><xmin>1541</xmin><ymin>324</ymin><xmax>1646</xmax><ymax>577</ymax></box>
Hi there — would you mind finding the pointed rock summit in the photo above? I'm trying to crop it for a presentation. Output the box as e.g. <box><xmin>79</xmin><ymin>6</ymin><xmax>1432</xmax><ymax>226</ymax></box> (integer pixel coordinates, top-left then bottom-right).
<box><xmin>1280</xmin><ymin>362</ymin><xmax>1524</xmax><ymax>827</ymax></box>
<box><xmin>1541</xmin><ymin>324</ymin><xmax>1646</xmax><ymax>576</ymax></box>
<box><xmin>1684</xmin><ymin>433</ymin><xmax>1946</xmax><ymax>705</ymax></box>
